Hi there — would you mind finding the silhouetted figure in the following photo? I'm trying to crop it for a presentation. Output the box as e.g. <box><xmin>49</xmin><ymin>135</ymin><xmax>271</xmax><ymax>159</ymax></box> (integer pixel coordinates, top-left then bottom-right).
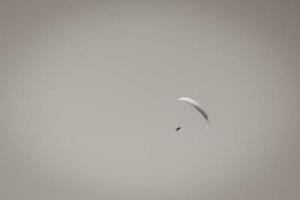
<box><xmin>176</xmin><ymin>126</ymin><xmax>181</xmax><ymax>131</ymax></box>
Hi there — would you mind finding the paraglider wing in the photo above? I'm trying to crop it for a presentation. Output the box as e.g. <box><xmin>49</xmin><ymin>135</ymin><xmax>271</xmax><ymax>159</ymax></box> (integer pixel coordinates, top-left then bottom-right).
<box><xmin>177</xmin><ymin>97</ymin><xmax>209</xmax><ymax>126</ymax></box>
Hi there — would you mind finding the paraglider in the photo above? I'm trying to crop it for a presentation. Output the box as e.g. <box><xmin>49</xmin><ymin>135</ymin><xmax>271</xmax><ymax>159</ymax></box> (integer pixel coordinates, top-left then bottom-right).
<box><xmin>176</xmin><ymin>97</ymin><xmax>209</xmax><ymax>130</ymax></box>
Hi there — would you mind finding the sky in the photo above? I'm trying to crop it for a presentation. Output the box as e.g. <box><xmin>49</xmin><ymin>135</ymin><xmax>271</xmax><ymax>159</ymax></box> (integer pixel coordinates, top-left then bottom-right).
<box><xmin>1</xmin><ymin>1</ymin><xmax>300</xmax><ymax>200</ymax></box>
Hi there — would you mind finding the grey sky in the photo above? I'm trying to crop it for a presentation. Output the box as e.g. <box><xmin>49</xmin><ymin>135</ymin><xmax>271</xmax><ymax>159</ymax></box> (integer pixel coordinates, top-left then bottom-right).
<box><xmin>1</xmin><ymin>1</ymin><xmax>300</xmax><ymax>200</ymax></box>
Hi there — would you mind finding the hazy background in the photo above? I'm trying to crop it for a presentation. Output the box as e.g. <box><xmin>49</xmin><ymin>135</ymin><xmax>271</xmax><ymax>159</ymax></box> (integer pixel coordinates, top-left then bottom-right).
<box><xmin>1</xmin><ymin>1</ymin><xmax>300</xmax><ymax>199</ymax></box>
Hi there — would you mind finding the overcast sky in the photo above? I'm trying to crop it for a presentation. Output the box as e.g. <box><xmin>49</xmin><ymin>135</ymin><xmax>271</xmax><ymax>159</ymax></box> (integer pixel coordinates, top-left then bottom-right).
<box><xmin>1</xmin><ymin>1</ymin><xmax>300</xmax><ymax>200</ymax></box>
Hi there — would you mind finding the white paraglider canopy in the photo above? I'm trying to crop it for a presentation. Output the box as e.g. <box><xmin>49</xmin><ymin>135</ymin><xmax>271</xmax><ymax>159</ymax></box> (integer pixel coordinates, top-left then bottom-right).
<box><xmin>177</xmin><ymin>97</ymin><xmax>209</xmax><ymax>129</ymax></box>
